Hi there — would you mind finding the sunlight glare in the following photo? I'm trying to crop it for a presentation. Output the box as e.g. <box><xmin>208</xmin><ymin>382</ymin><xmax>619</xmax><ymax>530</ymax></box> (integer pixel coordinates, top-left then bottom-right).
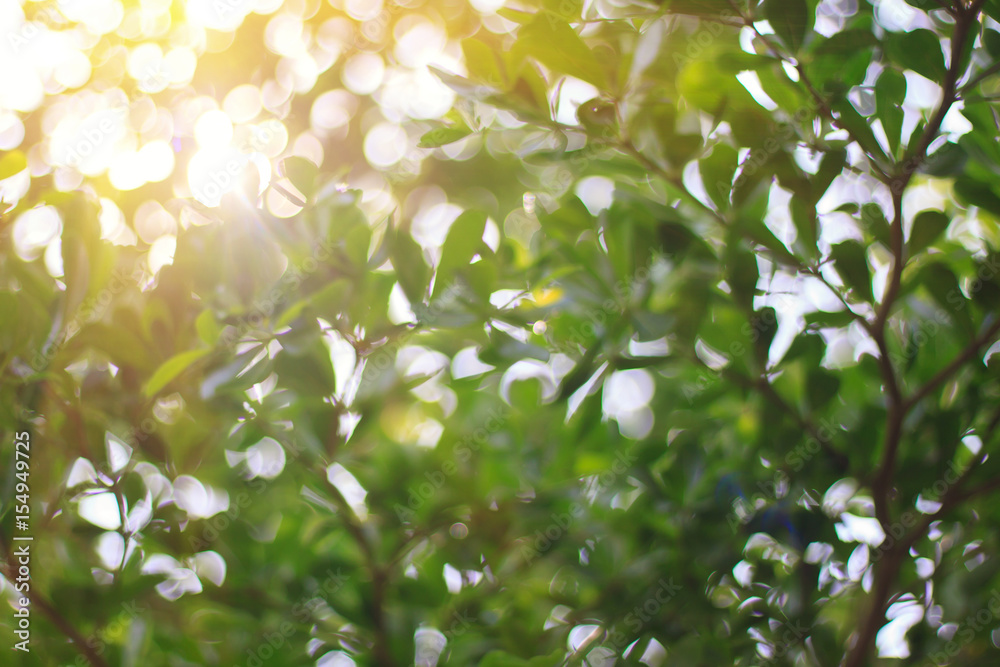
<box><xmin>194</xmin><ymin>110</ymin><xmax>234</xmax><ymax>148</ymax></box>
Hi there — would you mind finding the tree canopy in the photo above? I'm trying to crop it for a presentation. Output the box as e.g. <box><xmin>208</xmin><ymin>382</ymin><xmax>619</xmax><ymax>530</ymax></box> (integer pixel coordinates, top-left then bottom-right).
<box><xmin>5</xmin><ymin>0</ymin><xmax>1000</xmax><ymax>665</ymax></box>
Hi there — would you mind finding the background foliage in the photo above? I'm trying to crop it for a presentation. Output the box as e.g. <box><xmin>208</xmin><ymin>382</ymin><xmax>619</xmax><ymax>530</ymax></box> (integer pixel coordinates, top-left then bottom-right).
<box><xmin>4</xmin><ymin>0</ymin><xmax>1000</xmax><ymax>665</ymax></box>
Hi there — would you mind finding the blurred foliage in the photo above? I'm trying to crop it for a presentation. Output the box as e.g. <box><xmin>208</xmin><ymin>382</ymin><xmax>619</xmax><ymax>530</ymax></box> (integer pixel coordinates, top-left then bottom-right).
<box><xmin>3</xmin><ymin>0</ymin><xmax>1000</xmax><ymax>666</ymax></box>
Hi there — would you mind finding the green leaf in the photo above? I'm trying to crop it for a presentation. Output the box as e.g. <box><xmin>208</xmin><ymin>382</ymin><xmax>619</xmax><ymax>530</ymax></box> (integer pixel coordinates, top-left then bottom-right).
<box><xmin>512</xmin><ymin>17</ymin><xmax>607</xmax><ymax>89</ymax></box>
<box><xmin>984</xmin><ymin>29</ymin><xmax>1000</xmax><ymax>60</ymax></box>
<box><xmin>496</xmin><ymin>7</ymin><xmax>534</xmax><ymax>24</ymax></box>
<box><xmin>389</xmin><ymin>229</ymin><xmax>431</xmax><ymax>303</ymax></box>
<box><xmin>811</xmin><ymin>29</ymin><xmax>878</xmax><ymax>57</ymax></box>
<box><xmin>726</xmin><ymin>241</ymin><xmax>759</xmax><ymax>312</ymax></box>
<box><xmin>860</xmin><ymin>203</ymin><xmax>891</xmax><ymax>246</ymax></box>
<box><xmin>807</xmin><ymin>369</ymin><xmax>841</xmax><ymax>411</ymax></box>
<box><xmin>812</xmin><ymin>148</ymin><xmax>847</xmax><ymax>202</ymax></box>
<box><xmin>807</xmin><ymin>30</ymin><xmax>877</xmax><ymax>88</ymax></box>
<box><xmin>418</xmin><ymin>125</ymin><xmax>473</xmax><ymax>148</ymax></box>
<box><xmin>144</xmin><ymin>349</ymin><xmax>210</xmax><ymax>397</ymax></box>
<box><xmin>310</xmin><ymin>278</ymin><xmax>353</xmax><ymax>321</ymax></box>
<box><xmin>781</xmin><ymin>331</ymin><xmax>826</xmax><ymax>365</ymax></box>
<box><xmin>479</xmin><ymin>650</ymin><xmax>563</xmax><ymax>667</ymax></box>
<box><xmin>908</xmin><ymin>210</ymin><xmax>950</xmax><ymax>257</ymax></box>
<box><xmin>920</xmin><ymin>262</ymin><xmax>974</xmax><ymax>336</ymax></box>
<box><xmin>429</xmin><ymin>65</ymin><xmax>497</xmax><ymax>99</ymax></box>
<box><xmin>577</xmin><ymin>97</ymin><xmax>617</xmax><ymax>133</ymax></box>
<box><xmin>830</xmin><ymin>241</ymin><xmax>872</xmax><ymax>302</ymax></box>
<box><xmin>677</xmin><ymin>58</ymin><xmax>732</xmax><ymax>111</ymax></box>
<box><xmin>433</xmin><ymin>210</ymin><xmax>487</xmax><ymax>300</ymax></box>
<box><xmin>875</xmin><ymin>69</ymin><xmax>906</xmax><ymax>155</ymax></box>
<box><xmin>541</xmin><ymin>0</ymin><xmax>583</xmax><ymax>21</ymax></box>
<box><xmin>0</xmin><ymin>291</ymin><xmax>20</xmax><ymax>353</ymax></box>
<box><xmin>804</xmin><ymin>309</ymin><xmax>857</xmax><ymax>330</ymax></box>
<box><xmin>921</xmin><ymin>141</ymin><xmax>967</xmax><ymax>177</ymax></box>
<box><xmin>537</xmin><ymin>195</ymin><xmax>593</xmax><ymax>243</ymax></box>
<box><xmin>195</xmin><ymin>309</ymin><xmax>220</xmax><ymax>346</ymax></box>
<box><xmin>831</xmin><ymin>98</ymin><xmax>889</xmax><ymax>163</ymax></box>
<box><xmin>60</xmin><ymin>193</ymin><xmax>114</xmax><ymax>323</ymax></box>
<box><xmin>954</xmin><ymin>179</ymin><xmax>1000</xmax><ymax>217</ymax></box>
<box><xmin>765</xmin><ymin>0</ymin><xmax>810</xmax><ymax>53</ymax></box>
<box><xmin>699</xmin><ymin>143</ymin><xmax>738</xmax><ymax>211</ymax></box>
<box><xmin>275</xmin><ymin>340</ymin><xmax>336</xmax><ymax>396</ymax></box>
<box><xmin>755</xmin><ymin>67</ymin><xmax>806</xmax><ymax>112</ymax></box>
<box><xmin>0</xmin><ymin>150</ymin><xmax>27</xmax><ymax>180</ymax></box>
<box><xmin>462</xmin><ymin>37</ymin><xmax>505</xmax><ymax>86</ymax></box>
<box><xmin>884</xmin><ymin>29</ymin><xmax>946</xmax><ymax>81</ymax></box>
<box><xmin>790</xmin><ymin>197</ymin><xmax>819</xmax><ymax>255</ymax></box>
<box><xmin>665</xmin><ymin>0</ymin><xmax>739</xmax><ymax>17</ymax></box>
<box><xmin>280</xmin><ymin>156</ymin><xmax>319</xmax><ymax>201</ymax></box>
<box><xmin>674</xmin><ymin>278</ymin><xmax>711</xmax><ymax>342</ymax></box>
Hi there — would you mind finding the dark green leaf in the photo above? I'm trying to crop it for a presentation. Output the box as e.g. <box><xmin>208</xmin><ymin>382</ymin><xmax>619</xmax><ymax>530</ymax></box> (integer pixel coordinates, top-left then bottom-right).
<box><xmin>807</xmin><ymin>368</ymin><xmax>841</xmax><ymax>411</ymax></box>
<box><xmin>875</xmin><ymin>69</ymin><xmax>906</xmax><ymax>155</ymax></box>
<box><xmin>390</xmin><ymin>227</ymin><xmax>431</xmax><ymax>305</ymax></box>
<box><xmin>908</xmin><ymin>210</ymin><xmax>950</xmax><ymax>257</ymax></box>
<box><xmin>954</xmin><ymin>179</ymin><xmax>1000</xmax><ymax>217</ymax></box>
<box><xmin>830</xmin><ymin>241</ymin><xmax>872</xmax><ymax>302</ymax></box>
<box><xmin>700</xmin><ymin>143</ymin><xmax>738</xmax><ymax>211</ymax></box>
<box><xmin>884</xmin><ymin>29</ymin><xmax>946</xmax><ymax>81</ymax></box>
<box><xmin>831</xmin><ymin>98</ymin><xmax>889</xmax><ymax>163</ymax></box>
<box><xmin>765</xmin><ymin>0</ymin><xmax>810</xmax><ymax>53</ymax></box>
<box><xmin>433</xmin><ymin>210</ymin><xmax>488</xmax><ymax>300</ymax></box>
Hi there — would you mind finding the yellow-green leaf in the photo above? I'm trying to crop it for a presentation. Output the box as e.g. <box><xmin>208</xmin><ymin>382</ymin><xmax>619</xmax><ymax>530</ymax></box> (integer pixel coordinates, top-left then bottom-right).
<box><xmin>144</xmin><ymin>349</ymin><xmax>210</xmax><ymax>397</ymax></box>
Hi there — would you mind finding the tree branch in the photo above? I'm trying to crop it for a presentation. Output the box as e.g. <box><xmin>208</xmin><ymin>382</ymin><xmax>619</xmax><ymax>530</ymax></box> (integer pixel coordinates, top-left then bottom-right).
<box><xmin>894</xmin><ymin>0</ymin><xmax>984</xmax><ymax>193</ymax></box>
<box><xmin>0</xmin><ymin>560</ymin><xmax>109</xmax><ymax>667</ymax></box>
<box><xmin>870</xmin><ymin>188</ymin><xmax>906</xmax><ymax>529</ymax></box>
<box><xmin>903</xmin><ymin>316</ymin><xmax>1000</xmax><ymax>413</ymax></box>
<box><xmin>690</xmin><ymin>354</ymin><xmax>850</xmax><ymax>472</ymax></box>
<box><xmin>318</xmin><ymin>464</ymin><xmax>393</xmax><ymax>667</ymax></box>
<box><xmin>843</xmin><ymin>5</ymin><xmax>986</xmax><ymax>666</ymax></box>
<box><xmin>960</xmin><ymin>58</ymin><xmax>1000</xmax><ymax>94</ymax></box>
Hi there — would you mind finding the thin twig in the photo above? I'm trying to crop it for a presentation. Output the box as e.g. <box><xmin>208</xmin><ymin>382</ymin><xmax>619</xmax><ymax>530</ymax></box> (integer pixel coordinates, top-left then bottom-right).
<box><xmin>961</xmin><ymin>60</ymin><xmax>1000</xmax><ymax>94</ymax></box>
<box><xmin>317</xmin><ymin>463</ymin><xmax>394</xmax><ymax>667</ymax></box>
<box><xmin>903</xmin><ymin>317</ymin><xmax>1000</xmax><ymax>413</ymax></box>
<box><xmin>844</xmin><ymin>5</ymin><xmax>987</xmax><ymax>665</ymax></box>
<box><xmin>0</xmin><ymin>561</ymin><xmax>109</xmax><ymax>667</ymax></box>
<box><xmin>869</xmin><ymin>188</ymin><xmax>906</xmax><ymax>529</ymax></box>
